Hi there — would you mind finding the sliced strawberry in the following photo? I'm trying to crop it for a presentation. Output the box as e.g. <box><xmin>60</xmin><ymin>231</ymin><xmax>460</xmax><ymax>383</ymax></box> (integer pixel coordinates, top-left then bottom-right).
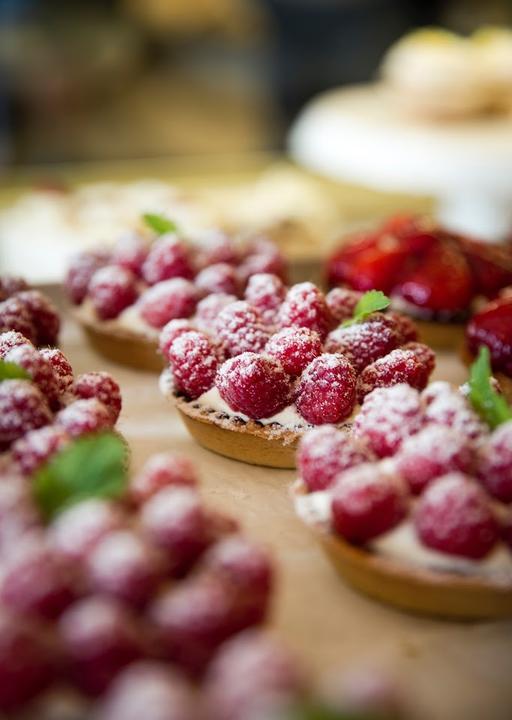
<box><xmin>459</xmin><ymin>238</ymin><xmax>512</xmax><ymax>298</ymax></box>
<box><xmin>466</xmin><ymin>296</ymin><xmax>512</xmax><ymax>375</ymax></box>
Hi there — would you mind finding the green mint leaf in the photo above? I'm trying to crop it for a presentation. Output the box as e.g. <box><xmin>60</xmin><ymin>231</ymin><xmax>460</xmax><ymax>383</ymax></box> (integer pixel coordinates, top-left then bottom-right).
<box><xmin>468</xmin><ymin>346</ymin><xmax>512</xmax><ymax>429</ymax></box>
<box><xmin>285</xmin><ymin>701</ymin><xmax>382</xmax><ymax>720</ymax></box>
<box><xmin>0</xmin><ymin>359</ymin><xmax>31</xmax><ymax>381</ymax></box>
<box><xmin>342</xmin><ymin>290</ymin><xmax>391</xmax><ymax>327</ymax></box>
<box><xmin>142</xmin><ymin>213</ymin><xmax>178</xmax><ymax>236</ymax></box>
<box><xmin>33</xmin><ymin>432</ymin><xmax>128</xmax><ymax>520</ymax></box>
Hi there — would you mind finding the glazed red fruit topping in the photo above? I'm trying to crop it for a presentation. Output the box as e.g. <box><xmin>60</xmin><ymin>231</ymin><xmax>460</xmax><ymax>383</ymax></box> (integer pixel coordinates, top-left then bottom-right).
<box><xmin>142</xmin><ymin>236</ymin><xmax>194</xmax><ymax>285</ymax></box>
<box><xmin>0</xmin><ymin>275</ymin><xmax>29</xmax><ymax>300</ymax></box>
<box><xmin>395</xmin><ymin>425</ymin><xmax>474</xmax><ymax>494</ymax></box>
<box><xmin>0</xmin><ymin>380</ymin><xmax>51</xmax><ymax>445</ymax></box>
<box><xmin>265</xmin><ymin>327</ymin><xmax>322</xmax><ymax>376</ymax></box>
<box><xmin>244</xmin><ymin>273</ymin><xmax>286</xmax><ymax>325</ymax></box>
<box><xmin>111</xmin><ymin>232</ymin><xmax>149</xmax><ymax>276</ymax></box>
<box><xmin>424</xmin><ymin>388</ymin><xmax>486</xmax><ymax>441</ymax></box>
<box><xmin>11</xmin><ymin>424</ymin><xmax>70</xmax><ymax>476</ymax></box>
<box><xmin>0</xmin><ymin>297</ymin><xmax>36</xmax><ymax>342</ymax></box>
<box><xmin>168</xmin><ymin>331</ymin><xmax>219</xmax><ymax>399</ymax></box>
<box><xmin>73</xmin><ymin>371</ymin><xmax>122</xmax><ymax>423</ymax></box>
<box><xmin>296</xmin><ymin>354</ymin><xmax>356</xmax><ymax>425</ymax></box>
<box><xmin>139</xmin><ymin>278</ymin><xmax>198</xmax><ymax>329</ymax></box>
<box><xmin>16</xmin><ymin>290</ymin><xmax>60</xmax><ymax>346</ymax></box>
<box><xmin>353</xmin><ymin>384</ymin><xmax>424</xmax><ymax>457</ymax></box>
<box><xmin>195</xmin><ymin>263</ymin><xmax>240</xmax><ymax>297</ymax></box>
<box><xmin>357</xmin><ymin>348</ymin><xmax>426</xmax><ymax>402</ymax></box>
<box><xmin>65</xmin><ymin>249</ymin><xmax>111</xmax><ymax>305</ymax></box>
<box><xmin>466</xmin><ymin>296</ymin><xmax>512</xmax><ymax>375</ymax></box>
<box><xmin>278</xmin><ymin>282</ymin><xmax>332</xmax><ymax>341</ymax></box>
<box><xmin>88</xmin><ymin>265</ymin><xmax>139</xmax><ymax>321</ymax></box>
<box><xmin>216</xmin><ymin>352</ymin><xmax>292</xmax><ymax>419</ymax></box>
<box><xmin>59</xmin><ymin>597</ymin><xmax>144</xmax><ymax>696</ymax></box>
<box><xmin>215</xmin><ymin>301</ymin><xmax>270</xmax><ymax>357</ymax></box>
<box><xmin>130</xmin><ymin>452</ymin><xmax>198</xmax><ymax>505</ymax></box>
<box><xmin>476</xmin><ymin>421</ymin><xmax>512</xmax><ymax>502</ymax></box>
<box><xmin>195</xmin><ymin>293</ymin><xmax>237</xmax><ymax>333</ymax></box>
<box><xmin>159</xmin><ymin>318</ymin><xmax>195</xmax><ymax>358</ymax></box>
<box><xmin>4</xmin><ymin>343</ymin><xmax>60</xmax><ymax>407</ymax></box>
<box><xmin>414</xmin><ymin>473</ymin><xmax>499</xmax><ymax>559</ymax></box>
<box><xmin>55</xmin><ymin>398</ymin><xmax>113</xmax><ymax>438</ymax></box>
<box><xmin>298</xmin><ymin>425</ymin><xmax>373</xmax><ymax>492</ymax></box>
<box><xmin>325</xmin><ymin>287</ymin><xmax>363</xmax><ymax>323</ymax></box>
<box><xmin>0</xmin><ymin>330</ymin><xmax>31</xmax><ymax>358</ymax></box>
<box><xmin>326</xmin><ymin>316</ymin><xmax>400</xmax><ymax>373</ymax></box>
<box><xmin>50</xmin><ymin>499</ymin><xmax>125</xmax><ymax>562</ymax></box>
<box><xmin>331</xmin><ymin>464</ymin><xmax>407</xmax><ymax>543</ymax></box>
<box><xmin>39</xmin><ymin>347</ymin><xmax>74</xmax><ymax>395</ymax></box>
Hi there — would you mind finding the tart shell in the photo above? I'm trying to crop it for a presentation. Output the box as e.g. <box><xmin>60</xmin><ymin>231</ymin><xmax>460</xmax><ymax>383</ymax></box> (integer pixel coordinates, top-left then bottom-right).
<box><xmin>415</xmin><ymin>318</ymin><xmax>465</xmax><ymax>351</ymax></box>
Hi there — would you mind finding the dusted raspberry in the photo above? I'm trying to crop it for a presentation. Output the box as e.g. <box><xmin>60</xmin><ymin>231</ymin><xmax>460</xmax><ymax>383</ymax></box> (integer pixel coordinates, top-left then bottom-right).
<box><xmin>0</xmin><ymin>296</ymin><xmax>36</xmax><ymax>342</ymax></box>
<box><xmin>402</xmin><ymin>341</ymin><xmax>436</xmax><ymax>381</ymax></box>
<box><xmin>168</xmin><ymin>331</ymin><xmax>219</xmax><ymax>399</ymax></box>
<box><xmin>39</xmin><ymin>347</ymin><xmax>74</xmax><ymax>395</ymax></box>
<box><xmin>216</xmin><ymin>352</ymin><xmax>292</xmax><ymax>419</ymax></box>
<box><xmin>16</xmin><ymin>290</ymin><xmax>60</xmax><ymax>346</ymax></box>
<box><xmin>325</xmin><ymin>287</ymin><xmax>363</xmax><ymax>324</ymax></box>
<box><xmin>159</xmin><ymin>318</ymin><xmax>195</xmax><ymax>358</ymax></box>
<box><xmin>385</xmin><ymin>311</ymin><xmax>418</xmax><ymax>343</ymax></box>
<box><xmin>326</xmin><ymin>317</ymin><xmax>400</xmax><ymax>373</ymax></box>
<box><xmin>215</xmin><ymin>301</ymin><xmax>270</xmax><ymax>357</ymax></box>
<box><xmin>0</xmin><ymin>476</ymin><xmax>41</xmax><ymax>553</ymax></box>
<box><xmin>0</xmin><ymin>380</ymin><xmax>51</xmax><ymax>445</ymax></box>
<box><xmin>425</xmin><ymin>388</ymin><xmax>486</xmax><ymax>441</ymax></box>
<box><xmin>111</xmin><ymin>232</ymin><xmax>149</xmax><ymax>276</ymax></box>
<box><xmin>55</xmin><ymin>398</ymin><xmax>113</xmax><ymax>438</ymax></box>
<box><xmin>298</xmin><ymin>425</ymin><xmax>373</xmax><ymax>492</ymax></box>
<box><xmin>11</xmin><ymin>424</ymin><xmax>70</xmax><ymax>476</ymax></box>
<box><xmin>353</xmin><ymin>384</ymin><xmax>424</xmax><ymax>458</ymax></box>
<box><xmin>331</xmin><ymin>464</ymin><xmax>407</xmax><ymax>543</ymax></box>
<box><xmin>0</xmin><ymin>275</ymin><xmax>29</xmax><ymax>300</ymax></box>
<box><xmin>65</xmin><ymin>249</ymin><xmax>111</xmax><ymax>305</ymax></box>
<box><xmin>265</xmin><ymin>327</ymin><xmax>322</xmax><ymax>376</ymax></box>
<box><xmin>395</xmin><ymin>425</ymin><xmax>474</xmax><ymax>494</ymax></box>
<box><xmin>59</xmin><ymin>597</ymin><xmax>144</xmax><ymax>696</ymax></box>
<box><xmin>50</xmin><ymin>499</ymin><xmax>125</xmax><ymax>562</ymax></box>
<box><xmin>296</xmin><ymin>354</ymin><xmax>356</xmax><ymax>425</ymax></box>
<box><xmin>130</xmin><ymin>452</ymin><xmax>198</xmax><ymax>505</ymax></box>
<box><xmin>357</xmin><ymin>348</ymin><xmax>426</xmax><ymax>402</ymax></box>
<box><xmin>88</xmin><ymin>265</ymin><xmax>139</xmax><ymax>321</ymax></box>
<box><xmin>476</xmin><ymin>421</ymin><xmax>512</xmax><ymax>503</ymax></box>
<box><xmin>73</xmin><ymin>371</ymin><xmax>122</xmax><ymax>423</ymax></box>
<box><xmin>414</xmin><ymin>473</ymin><xmax>499</xmax><ymax>559</ymax></box>
<box><xmin>244</xmin><ymin>273</ymin><xmax>286</xmax><ymax>325</ymax></box>
<box><xmin>278</xmin><ymin>282</ymin><xmax>332</xmax><ymax>341</ymax></box>
<box><xmin>238</xmin><ymin>245</ymin><xmax>287</xmax><ymax>285</ymax></box>
<box><xmin>421</xmin><ymin>380</ymin><xmax>453</xmax><ymax>406</ymax></box>
<box><xmin>195</xmin><ymin>232</ymin><xmax>239</xmax><ymax>268</ymax></box>
<box><xmin>139</xmin><ymin>278</ymin><xmax>198</xmax><ymax>328</ymax></box>
<box><xmin>195</xmin><ymin>263</ymin><xmax>240</xmax><ymax>297</ymax></box>
<box><xmin>142</xmin><ymin>236</ymin><xmax>194</xmax><ymax>285</ymax></box>
<box><xmin>195</xmin><ymin>293</ymin><xmax>237</xmax><ymax>333</ymax></box>
<box><xmin>4</xmin><ymin>343</ymin><xmax>60</xmax><ymax>408</ymax></box>
<box><xmin>0</xmin><ymin>330</ymin><xmax>31</xmax><ymax>358</ymax></box>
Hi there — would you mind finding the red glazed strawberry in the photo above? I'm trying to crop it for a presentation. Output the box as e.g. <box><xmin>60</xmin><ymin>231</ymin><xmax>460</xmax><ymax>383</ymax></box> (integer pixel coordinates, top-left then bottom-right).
<box><xmin>0</xmin><ymin>276</ymin><xmax>29</xmax><ymax>300</ymax></box>
<box><xmin>296</xmin><ymin>354</ymin><xmax>356</xmax><ymax>425</ymax></box>
<box><xmin>195</xmin><ymin>263</ymin><xmax>240</xmax><ymax>297</ymax></box>
<box><xmin>0</xmin><ymin>297</ymin><xmax>36</xmax><ymax>342</ymax></box>
<box><xmin>298</xmin><ymin>425</ymin><xmax>373</xmax><ymax>491</ymax></box>
<box><xmin>0</xmin><ymin>380</ymin><xmax>51</xmax><ymax>446</ymax></box>
<box><xmin>278</xmin><ymin>282</ymin><xmax>332</xmax><ymax>340</ymax></box>
<box><xmin>265</xmin><ymin>327</ymin><xmax>322</xmax><ymax>376</ymax></box>
<box><xmin>0</xmin><ymin>330</ymin><xmax>31</xmax><ymax>358</ymax></box>
<box><xmin>11</xmin><ymin>425</ymin><xmax>70</xmax><ymax>476</ymax></box>
<box><xmin>142</xmin><ymin>236</ymin><xmax>194</xmax><ymax>285</ymax></box>
<box><xmin>16</xmin><ymin>290</ymin><xmax>60</xmax><ymax>346</ymax></box>
<box><xmin>73</xmin><ymin>372</ymin><xmax>122</xmax><ymax>423</ymax></box>
<box><xmin>159</xmin><ymin>319</ymin><xmax>195</xmax><ymax>359</ymax></box>
<box><xmin>50</xmin><ymin>499</ymin><xmax>125</xmax><ymax>562</ymax></box>
<box><xmin>39</xmin><ymin>348</ymin><xmax>74</xmax><ymax>396</ymax></box>
<box><xmin>168</xmin><ymin>331</ymin><xmax>219</xmax><ymax>400</ymax></box>
<box><xmin>357</xmin><ymin>348</ymin><xmax>426</xmax><ymax>402</ymax></box>
<box><xmin>325</xmin><ymin>287</ymin><xmax>363</xmax><ymax>323</ymax></box>
<box><xmin>65</xmin><ymin>249</ymin><xmax>111</xmax><ymax>305</ymax></box>
<box><xmin>88</xmin><ymin>266</ymin><xmax>138</xmax><ymax>321</ymax></box>
<box><xmin>216</xmin><ymin>353</ymin><xmax>292</xmax><ymax>420</ymax></box>
<box><xmin>476</xmin><ymin>421</ymin><xmax>512</xmax><ymax>503</ymax></box>
<box><xmin>325</xmin><ymin>316</ymin><xmax>400</xmax><ymax>373</ymax></box>
<box><xmin>414</xmin><ymin>473</ymin><xmax>499</xmax><ymax>559</ymax></box>
<box><xmin>244</xmin><ymin>273</ymin><xmax>286</xmax><ymax>325</ymax></box>
<box><xmin>466</xmin><ymin>296</ymin><xmax>512</xmax><ymax>376</ymax></box>
<box><xmin>111</xmin><ymin>232</ymin><xmax>149</xmax><ymax>276</ymax></box>
<box><xmin>331</xmin><ymin>464</ymin><xmax>407</xmax><ymax>543</ymax></box>
<box><xmin>139</xmin><ymin>279</ymin><xmax>198</xmax><ymax>329</ymax></box>
<box><xmin>215</xmin><ymin>301</ymin><xmax>270</xmax><ymax>357</ymax></box>
<box><xmin>4</xmin><ymin>343</ymin><xmax>60</xmax><ymax>408</ymax></box>
<box><xmin>195</xmin><ymin>293</ymin><xmax>237</xmax><ymax>333</ymax></box>
<box><xmin>55</xmin><ymin>398</ymin><xmax>113</xmax><ymax>438</ymax></box>
<box><xmin>460</xmin><ymin>239</ymin><xmax>512</xmax><ymax>297</ymax></box>
<box><xmin>130</xmin><ymin>452</ymin><xmax>198</xmax><ymax>505</ymax></box>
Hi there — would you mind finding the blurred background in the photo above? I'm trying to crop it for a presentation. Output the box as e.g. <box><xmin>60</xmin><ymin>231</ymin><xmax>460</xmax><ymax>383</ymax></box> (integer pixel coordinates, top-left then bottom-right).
<box><xmin>0</xmin><ymin>0</ymin><xmax>511</xmax><ymax>170</ymax></box>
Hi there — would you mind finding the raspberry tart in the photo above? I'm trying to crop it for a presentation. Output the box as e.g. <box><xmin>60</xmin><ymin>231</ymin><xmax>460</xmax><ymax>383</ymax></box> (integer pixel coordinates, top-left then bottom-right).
<box><xmin>66</xmin><ymin>215</ymin><xmax>287</xmax><ymax>371</ymax></box>
<box><xmin>0</xmin><ymin>275</ymin><xmax>60</xmax><ymax>347</ymax></box>
<box><xmin>160</xmin><ymin>282</ymin><xmax>435</xmax><ymax>468</ymax></box>
<box><xmin>293</xmin><ymin>372</ymin><xmax>512</xmax><ymax>618</ymax></box>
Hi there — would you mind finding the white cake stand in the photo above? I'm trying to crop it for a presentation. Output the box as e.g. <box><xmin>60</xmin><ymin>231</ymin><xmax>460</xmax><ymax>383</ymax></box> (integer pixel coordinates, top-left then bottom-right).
<box><xmin>289</xmin><ymin>84</ymin><xmax>512</xmax><ymax>243</ymax></box>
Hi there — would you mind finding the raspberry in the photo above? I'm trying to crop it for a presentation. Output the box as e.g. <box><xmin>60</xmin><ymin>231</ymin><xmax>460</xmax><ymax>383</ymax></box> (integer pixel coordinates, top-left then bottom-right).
<box><xmin>325</xmin><ymin>287</ymin><xmax>363</xmax><ymax>323</ymax></box>
<box><xmin>395</xmin><ymin>425</ymin><xmax>474</xmax><ymax>494</ymax></box>
<box><xmin>425</xmin><ymin>388</ymin><xmax>486</xmax><ymax>441</ymax></box>
<box><xmin>357</xmin><ymin>348</ymin><xmax>425</xmax><ymax>402</ymax></box>
<box><xmin>244</xmin><ymin>273</ymin><xmax>286</xmax><ymax>325</ymax></box>
<box><xmin>421</xmin><ymin>381</ymin><xmax>452</xmax><ymax>406</ymax></box>
<box><xmin>385</xmin><ymin>311</ymin><xmax>418</xmax><ymax>343</ymax></box>
<box><xmin>168</xmin><ymin>331</ymin><xmax>219</xmax><ymax>400</ymax></box>
<box><xmin>296</xmin><ymin>354</ymin><xmax>356</xmax><ymax>425</ymax></box>
<box><xmin>195</xmin><ymin>263</ymin><xmax>240</xmax><ymax>297</ymax></box>
<box><xmin>0</xmin><ymin>380</ymin><xmax>51</xmax><ymax>446</ymax></box>
<box><xmin>215</xmin><ymin>301</ymin><xmax>270</xmax><ymax>357</ymax></box>
<box><xmin>4</xmin><ymin>343</ymin><xmax>60</xmax><ymax>408</ymax></box>
<box><xmin>142</xmin><ymin>236</ymin><xmax>194</xmax><ymax>285</ymax></box>
<box><xmin>130</xmin><ymin>452</ymin><xmax>198</xmax><ymax>505</ymax></box>
<box><xmin>414</xmin><ymin>473</ymin><xmax>499</xmax><ymax>559</ymax></box>
<box><xmin>111</xmin><ymin>232</ymin><xmax>149</xmax><ymax>276</ymax></box>
<box><xmin>298</xmin><ymin>425</ymin><xmax>373</xmax><ymax>491</ymax></box>
<box><xmin>238</xmin><ymin>246</ymin><xmax>287</xmax><ymax>286</ymax></box>
<box><xmin>50</xmin><ymin>499</ymin><xmax>125</xmax><ymax>562</ymax></box>
<box><xmin>265</xmin><ymin>327</ymin><xmax>322</xmax><ymax>376</ymax></box>
<box><xmin>216</xmin><ymin>352</ymin><xmax>292</xmax><ymax>419</ymax></box>
<box><xmin>353</xmin><ymin>384</ymin><xmax>424</xmax><ymax>458</ymax></box>
<box><xmin>73</xmin><ymin>371</ymin><xmax>122</xmax><ymax>423</ymax></box>
<box><xmin>140</xmin><ymin>487</ymin><xmax>210</xmax><ymax>576</ymax></box>
<box><xmin>0</xmin><ymin>476</ymin><xmax>41</xmax><ymax>554</ymax></box>
<box><xmin>11</xmin><ymin>424</ymin><xmax>70</xmax><ymax>476</ymax></box>
<box><xmin>59</xmin><ymin>597</ymin><xmax>144</xmax><ymax>696</ymax></box>
<box><xmin>65</xmin><ymin>249</ymin><xmax>111</xmax><ymax>305</ymax></box>
<box><xmin>0</xmin><ymin>330</ymin><xmax>31</xmax><ymax>358</ymax></box>
<box><xmin>195</xmin><ymin>293</ymin><xmax>237</xmax><ymax>333</ymax></box>
<box><xmin>0</xmin><ymin>275</ymin><xmax>29</xmax><ymax>300</ymax></box>
<box><xmin>159</xmin><ymin>319</ymin><xmax>195</xmax><ymax>358</ymax></box>
<box><xmin>328</xmin><ymin>666</ymin><xmax>405</xmax><ymax>718</ymax></box>
<box><xmin>195</xmin><ymin>232</ymin><xmax>239</xmax><ymax>268</ymax></box>
<box><xmin>139</xmin><ymin>278</ymin><xmax>198</xmax><ymax>328</ymax></box>
<box><xmin>476</xmin><ymin>421</ymin><xmax>512</xmax><ymax>502</ymax></box>
<box><xmin>0</xmin><ymin>297</ymin><xmax>36</xmax><ymax>342</ymax></box>
<box><xmin>88</xmin><ymin>265</ymin><xmax>138</xmax><ymax>320</ymax></box>
<box><xmin>16</xmin><ymin>290</ymin><xmax>60</xmax><ymax>346</ymax></box>
<box><xmin>402</xmin><ymin>341</ymin><xmax>436</xmax><ymax>380</ymax></box>
<box><xmin>55</xmin><ymin>398</ymin><xmax>113</xmax><ymax>438</ymax></box>
<box><xmin>278</xmin><ymin>282</ymin><xmax>332</xmax><ymax>340</ymax></box>
<box><xmin>39</xmin><ymin>347</ymin><xmax>74</xmax><ymax>395</ymax></box>
<box><xmin>331</xmin><ymin>464</ymin><xmax>407</xmax><ymax>543</ymax></box>
<box><xmin>325</xmin><ymin>317</ymin><xmax>400</xmax><ymax>373</ymax></box>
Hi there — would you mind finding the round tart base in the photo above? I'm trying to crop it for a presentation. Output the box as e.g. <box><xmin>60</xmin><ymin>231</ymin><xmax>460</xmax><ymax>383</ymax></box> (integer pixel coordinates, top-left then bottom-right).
<box><xmin>321</xmin><ymin>533</ymin><xmax>512</xmax><ymax>620</ymax></box>
<box><xmin>415</xmin><ymin>318</ymin><xmax>465</xmax><ymax>351</ymax></box>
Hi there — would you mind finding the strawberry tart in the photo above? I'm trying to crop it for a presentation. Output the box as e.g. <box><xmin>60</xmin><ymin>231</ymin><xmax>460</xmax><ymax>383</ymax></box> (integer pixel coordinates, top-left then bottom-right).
<box><xmin>160</xmin><ymin>278</ymin><xmax>435</xmax><ymax>468</ymax></box>
<box><xmin>293</xmin><ymin>376</ymin><xmax>512</xmax><ymax>619</ymax></box>
<box><xmin>65</xmin><ymin>216</ymin><xmax>286</xmax><ymax>371</ymax></box>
